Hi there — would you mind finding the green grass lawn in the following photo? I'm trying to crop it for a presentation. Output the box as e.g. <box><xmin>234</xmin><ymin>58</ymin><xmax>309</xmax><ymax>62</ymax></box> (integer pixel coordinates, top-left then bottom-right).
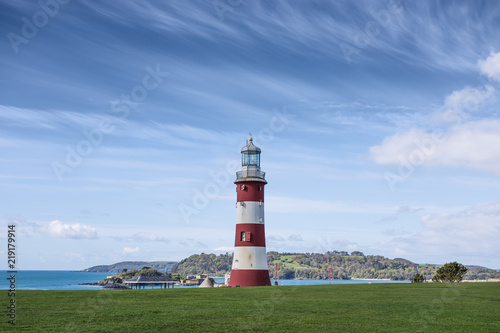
<box><xmin>4</xmin><ymin>283</ymin><xmax>500</xmax><ymax>332</ymax></box>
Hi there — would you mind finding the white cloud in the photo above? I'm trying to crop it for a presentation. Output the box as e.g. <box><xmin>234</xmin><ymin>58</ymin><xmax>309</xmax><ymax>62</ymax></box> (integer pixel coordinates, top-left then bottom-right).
<box><xmin>371</xmin><ymin>53</ymin><xmax>500</xmax><ymax>177</ymax></box>
<box><xmin>370</xmin><ymin>120</ymin><xmax>500</xmax><ymax>173</ymax></box>
<box><xmin>421</xmin><ymin>202</ymin><xmax>500</xmax><ymax>253</ymax></box>
<box><xmin>437</xmin><ymin>85</ymin><xmax>496</xmax><ymax>122</ymax></box>
<box><xmin>42</xmin><ymin>220</ymin><xmax>97</xmax><ymax>239</ymax></box>
<box><xmin>478</xmin><ymin>52</ymin><xmax>500</xmax><ymax>82</ymax></box>
<box><xmin>123</xmin><ymin>247</ymin><xmax>139</xmax><ymax>254</ymax></box>
<box><xmin>370</xmin><ymin>128</ymin><xmax>429</xmax><ymax>164</ymax></box>
<box><xmin>374</xmin><ymin>201</ymin><xmax>500</xmax><ymax>267</ymax></box>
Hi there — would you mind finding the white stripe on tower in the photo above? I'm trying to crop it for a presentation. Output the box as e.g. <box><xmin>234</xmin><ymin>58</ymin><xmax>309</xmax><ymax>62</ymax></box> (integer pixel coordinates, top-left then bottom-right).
<box><xmin>236</xmin><ymin>202</ymin><xmax>265</xmax><ymax>224</ymax></box>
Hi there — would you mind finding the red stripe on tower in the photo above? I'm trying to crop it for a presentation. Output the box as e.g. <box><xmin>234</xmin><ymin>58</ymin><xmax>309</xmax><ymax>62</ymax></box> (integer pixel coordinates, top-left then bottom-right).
<box><xmin>228</xmin><ymin>136</ymin><xmax>271</xmax><ymax>287</ymax></box>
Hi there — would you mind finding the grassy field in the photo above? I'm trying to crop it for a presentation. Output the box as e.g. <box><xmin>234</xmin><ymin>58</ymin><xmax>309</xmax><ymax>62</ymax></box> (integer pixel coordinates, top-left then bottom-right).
<box><xmin>272</xmin><ymin>255</ymin><xmax>309</xmax><ymax>269</ymax></box>
<box><xmin>4</xmin><ymin>283</ymin><xmax>500</xmax><ymax>332</ymax></box>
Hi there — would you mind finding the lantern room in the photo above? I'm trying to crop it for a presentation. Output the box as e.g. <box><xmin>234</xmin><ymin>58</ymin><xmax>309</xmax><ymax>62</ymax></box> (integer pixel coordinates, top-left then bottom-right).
<box><xmin>241</xmin><ymin>138</ymin><xmax>261</xmax><ymax>167</ymax></box>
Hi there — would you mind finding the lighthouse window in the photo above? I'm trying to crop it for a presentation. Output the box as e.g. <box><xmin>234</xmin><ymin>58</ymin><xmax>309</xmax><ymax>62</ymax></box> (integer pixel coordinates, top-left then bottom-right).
<box><xmin>242</xmin><ymin>153</ymin><xmax>260</xmax><ymax>167</ymax></box>
<box><xmin>259</xmin><ymin>185</ymin><xmax>262</xmax><ymax>191</ymax></box>
<box><xmin>241</xmin><ymin>231</ymin><xmax>251</xmax><ymax>242</ymax></box>
<box><xmin>240</xmin><ymin>185</ymin><xmax>246</xmax><ymax>191</ymax></box>
<box><xmin>259</xmin><ymin>217</ymin><xmax>262</xmax><ymax>223</ymax></box>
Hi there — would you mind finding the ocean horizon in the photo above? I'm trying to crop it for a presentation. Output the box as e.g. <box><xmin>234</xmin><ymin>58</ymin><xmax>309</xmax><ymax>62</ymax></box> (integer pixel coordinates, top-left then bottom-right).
<box><xmin>1</xmin><ymin>270</ymin><xmax>410</xmax><ymax>290</ymax></box>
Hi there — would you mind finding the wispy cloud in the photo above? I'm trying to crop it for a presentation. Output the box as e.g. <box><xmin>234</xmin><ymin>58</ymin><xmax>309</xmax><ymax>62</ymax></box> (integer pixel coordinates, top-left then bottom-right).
<box><xmin>0</xmin><ymin>105</ymin><xmax>103</xmax><ymax>130</ymax></box>
<box><xmin>378</xmin><ymin>205</ymin><xmax>425</xmax><ymax>223</ymax></box>
<box><xmin>213</xmin><ymin>246</ymin><xmax>234</xmax><ymax>252</ymax></box>
<box><xmin>288</xmin><ymin>233</ymin><xmax>303</xmax><ymax>242</ymax></box>
<box><xmin>0</xmin><ymin>104</ymin><xmax>239</xmax><ymax>149</ymax></box>
<box><xmin>3</xmin><ymin>1</ymin><xmax>500</xmax><ymax>269</ymax></box>
<box><xmin>267</xmin><ymin>196</ymin><xmax>393</xmax><ymax>214</ymax></box>
<box><xmin>113</xmin><ymin>232</ymin><xmax>170</xmax><ymax>244</ymax></box>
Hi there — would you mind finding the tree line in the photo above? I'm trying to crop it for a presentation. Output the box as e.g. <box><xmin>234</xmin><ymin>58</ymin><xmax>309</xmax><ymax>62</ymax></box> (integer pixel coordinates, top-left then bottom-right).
<box><xmin>170</xmin><ymin>251</ymin><xmax>500</xmax><ymax>281</ymax></box>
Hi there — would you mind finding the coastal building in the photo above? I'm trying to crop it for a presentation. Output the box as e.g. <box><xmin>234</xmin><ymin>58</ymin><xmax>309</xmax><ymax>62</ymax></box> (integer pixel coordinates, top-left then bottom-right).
<box><xmin>199</xmin><ymin>277</ymin><xmax>223</xmax><ymax>288</ymax></box>
<box><xmin>228</xmin><ymin>137</ymin><xmax>271</xmax><ymax>287</ymax></box>
<box><xmin>124</xmin><ymin>276</ymin><xmax>178</xmax><ymax>289</ymax></box>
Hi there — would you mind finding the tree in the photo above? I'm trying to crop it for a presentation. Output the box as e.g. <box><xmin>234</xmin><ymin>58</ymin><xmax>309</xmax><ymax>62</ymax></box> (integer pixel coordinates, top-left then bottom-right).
<box><xmin>141</xmin><ymin>268</ymin><xmax>163</xmax><ymax>276</ymax></box>
<box><xmin>432</xmin><ymin>262</ymin><xmax>467</xmax><ymax>283</ymax></box>
<box><xmin>412</xmin><ymin>273</ymin><xmax>425</xmax><ymax>283</ymax></box>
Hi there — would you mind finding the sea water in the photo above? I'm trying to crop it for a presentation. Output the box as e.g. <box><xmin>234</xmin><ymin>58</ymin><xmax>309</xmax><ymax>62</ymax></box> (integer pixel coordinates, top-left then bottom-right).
<box><xmin>0</xmin><ymin>271</ymin><xmax>409</xmax><ymax>290</ymax></box>
<box><xmin>1</xmin><ymin>271</ymin><xmax>112</xmax><ymax>290</ymax></box>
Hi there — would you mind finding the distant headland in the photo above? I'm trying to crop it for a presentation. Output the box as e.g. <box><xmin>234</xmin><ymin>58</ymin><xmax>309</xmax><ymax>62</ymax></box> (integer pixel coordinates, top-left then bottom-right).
<box><xmin>81</xmin><ymin>261</ymin><xmax>177</xmax><ymax>273</ymax></box>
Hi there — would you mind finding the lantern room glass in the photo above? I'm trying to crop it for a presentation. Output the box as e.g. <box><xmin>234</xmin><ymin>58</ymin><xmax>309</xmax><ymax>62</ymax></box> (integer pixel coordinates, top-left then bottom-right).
<box><xmin>242</xmin><ymin>152</ymin><xmax>260</xmax><ymax>167</ymax></box>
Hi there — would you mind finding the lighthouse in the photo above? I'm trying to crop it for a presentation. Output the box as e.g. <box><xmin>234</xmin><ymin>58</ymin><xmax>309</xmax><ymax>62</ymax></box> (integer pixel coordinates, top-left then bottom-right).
<box><xmin>229</xmin><ymin>137</ymin><xmax>271</xmax><ymax>287</ymax></box>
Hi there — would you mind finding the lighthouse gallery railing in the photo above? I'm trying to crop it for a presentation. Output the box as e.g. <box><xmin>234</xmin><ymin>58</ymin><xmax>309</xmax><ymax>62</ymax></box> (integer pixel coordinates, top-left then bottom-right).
<box><xmin>236</xmin><ymin>170</ymin><xmax>266</xmax><ymax>179</ymax></box>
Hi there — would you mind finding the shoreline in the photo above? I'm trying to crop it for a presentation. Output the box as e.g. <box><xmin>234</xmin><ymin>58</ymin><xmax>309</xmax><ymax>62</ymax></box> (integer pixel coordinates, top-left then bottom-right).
<box><xmin>349</xmin><ymin>278</ymin><xmax>393</xmax><ymax>281</ymax></box>
<box><xmin>463</xmin><ymin>279</ymin><xmax>500</xmax><ymax>283</ymax></box>
<box><xmin>292</xmin><ymin>278</ymin><xmax>396</xmax><ymax>281</ymax></box>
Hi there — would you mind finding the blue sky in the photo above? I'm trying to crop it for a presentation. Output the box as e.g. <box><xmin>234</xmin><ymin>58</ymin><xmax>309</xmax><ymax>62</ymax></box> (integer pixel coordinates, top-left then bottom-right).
<box><xmin>2</xmin><ymin>0</ymin><xmax>500</xmax><ymax>270</ymax></box>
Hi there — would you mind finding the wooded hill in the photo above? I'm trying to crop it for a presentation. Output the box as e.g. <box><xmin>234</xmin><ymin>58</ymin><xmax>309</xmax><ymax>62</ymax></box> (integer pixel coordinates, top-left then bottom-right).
<box><xmin>170</xmin><ymin>251</ymin><xmax>500</xmax><ymax>281</ymax></box>
<box><xmin>171</xmin><ymin>253</ymin><xmax>232</xmax><ymax>277</ymax></box>
<box><xmin>98</xmin><ymin>267</ymin><xmax>178</xmax><ymax>286</ymax></box>
<box><xmin>82</xmin><ymin>261</ymin><xmax>177</xmax><ymax>273</ymax></box>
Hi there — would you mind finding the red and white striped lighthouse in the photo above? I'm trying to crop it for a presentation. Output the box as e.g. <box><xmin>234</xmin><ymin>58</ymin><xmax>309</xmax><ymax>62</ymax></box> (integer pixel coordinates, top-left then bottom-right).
<box><xmin>228</xmin><ymin>137</ymin><xmax>271</xmax><ymax>287</ymax></box>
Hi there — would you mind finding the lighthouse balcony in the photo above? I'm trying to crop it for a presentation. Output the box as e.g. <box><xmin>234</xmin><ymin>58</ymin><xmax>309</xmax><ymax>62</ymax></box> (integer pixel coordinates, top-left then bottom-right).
<box><xmin>236</xmin><ymin>170</ymin><xmax>266</xmax><ymax>181</ymax></box>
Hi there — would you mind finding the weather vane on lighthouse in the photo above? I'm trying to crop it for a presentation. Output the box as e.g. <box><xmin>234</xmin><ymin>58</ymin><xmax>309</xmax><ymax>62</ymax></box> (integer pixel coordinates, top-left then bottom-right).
<box><xmin>228</xmin><ymin>135</ymin><xmax>271</xmax><ymax>287</ymax></box>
